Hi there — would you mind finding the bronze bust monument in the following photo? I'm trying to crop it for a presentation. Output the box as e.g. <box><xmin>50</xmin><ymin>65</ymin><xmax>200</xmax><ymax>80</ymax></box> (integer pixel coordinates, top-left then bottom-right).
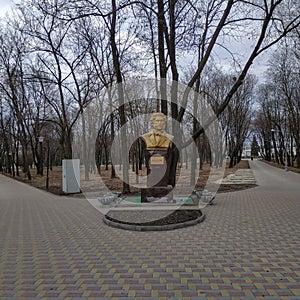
<box><xmin>141</xmin><ymin>112</ymin><xmax>174</xmax><ymax>203</ymax></box>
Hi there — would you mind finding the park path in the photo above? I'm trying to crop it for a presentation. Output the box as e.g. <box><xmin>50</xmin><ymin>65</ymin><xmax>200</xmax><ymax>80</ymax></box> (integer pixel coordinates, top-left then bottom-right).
<box><xmin>250</xmin><ymin>159</ymin><xmax>300</xmax><ymax>192</ymax></box>
<box><xmin>0</xmin><ymin>160</ymin><xmax>300</xmax><ymax>299</ymax></box>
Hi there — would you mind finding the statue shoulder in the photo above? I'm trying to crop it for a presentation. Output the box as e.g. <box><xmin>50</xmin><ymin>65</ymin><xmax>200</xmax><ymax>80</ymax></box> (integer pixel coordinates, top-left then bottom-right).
<box><xmin>165</xmin><ymin>133</ymin><xmax>174</xmax><ymax>141</ymax></box>
<box><xmin>141</xmin><ymin>132</ymin><xmax>152</xmax><ymax>141</ymax></box>
<box><xmin>141</xmin><ymin>131</ymin><xmax>152</xmax><ymax>138</ymax></box>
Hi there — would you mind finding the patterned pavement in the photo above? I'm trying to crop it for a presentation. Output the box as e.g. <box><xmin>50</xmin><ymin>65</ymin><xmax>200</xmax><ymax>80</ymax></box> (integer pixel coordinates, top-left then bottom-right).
<box><xmin>0</xmin><ymin>160</ymin><xmax>300</xmax><ymax>299</ymax></box>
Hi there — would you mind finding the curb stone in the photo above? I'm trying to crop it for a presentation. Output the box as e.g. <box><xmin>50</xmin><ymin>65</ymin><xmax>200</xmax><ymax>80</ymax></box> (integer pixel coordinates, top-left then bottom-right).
<box><xmin>103</xmin><ymin>211</ymin><xmax>205</xmax><ymax>231</ymax></box>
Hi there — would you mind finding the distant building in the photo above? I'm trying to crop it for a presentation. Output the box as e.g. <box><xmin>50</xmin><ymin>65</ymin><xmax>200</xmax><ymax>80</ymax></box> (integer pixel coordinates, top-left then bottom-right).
<box><xmin>242</xmin><ymin>145</ymin><xmax>251</xmax><ymax>158</ymax></box>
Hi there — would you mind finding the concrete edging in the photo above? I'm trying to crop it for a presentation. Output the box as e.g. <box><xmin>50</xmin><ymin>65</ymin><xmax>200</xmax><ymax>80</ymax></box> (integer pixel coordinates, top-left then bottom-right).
<box><xmin>103</xmin><ymin>211</ymin><xmax>205</xmax><ymax>231</ymax></box>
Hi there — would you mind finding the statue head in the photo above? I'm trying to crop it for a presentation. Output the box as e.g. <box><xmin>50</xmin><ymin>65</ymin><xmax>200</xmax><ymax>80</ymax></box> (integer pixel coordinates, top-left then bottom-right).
<box><xmin>150</xmin><ymin>112</ymin><xmax>167</xmax><ymax>132</ymax></box>
<box><xmin>142</xmin><ymin>112</ymin><xmax>173</xmax><ymax>149</ymax></box>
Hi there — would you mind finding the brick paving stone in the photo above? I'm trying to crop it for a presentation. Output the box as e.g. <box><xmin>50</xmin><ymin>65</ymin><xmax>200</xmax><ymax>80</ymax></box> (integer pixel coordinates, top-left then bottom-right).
<box><xmin>19</xmin><ymin>292</ymin><xmax>40</xmax><ymax>297</ymax></box>
<box><xmin>87</xmin><ymin>291</ymin><xmax>107</xmax><ymax>297</ymax></box>
<box><xmin>0</xmin><ymin>160</ymin><xmax>300</xmax><ymax>298</ymax></box>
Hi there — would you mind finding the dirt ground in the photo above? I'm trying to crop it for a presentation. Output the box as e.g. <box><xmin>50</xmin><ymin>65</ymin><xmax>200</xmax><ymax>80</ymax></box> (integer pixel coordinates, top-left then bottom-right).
<box><xmin>3</xmin><ymin>159</ymin><xmax>255</xmax><ymax>196</ymax></box>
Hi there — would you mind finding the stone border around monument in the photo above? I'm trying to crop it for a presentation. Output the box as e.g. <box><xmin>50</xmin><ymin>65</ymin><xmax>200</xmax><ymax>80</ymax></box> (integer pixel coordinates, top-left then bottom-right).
<box><xmin>103</xmin><ymin>210</ymin><xmax>205</xmax><ymax>231</ymax></box>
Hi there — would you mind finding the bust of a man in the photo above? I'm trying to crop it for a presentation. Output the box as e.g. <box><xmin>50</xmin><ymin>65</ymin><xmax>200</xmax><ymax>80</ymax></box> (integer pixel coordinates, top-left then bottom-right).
<box><xmin>141</xmin><ymin>112</ymin><xmax>174</xmax><ymax>150</ymax></box>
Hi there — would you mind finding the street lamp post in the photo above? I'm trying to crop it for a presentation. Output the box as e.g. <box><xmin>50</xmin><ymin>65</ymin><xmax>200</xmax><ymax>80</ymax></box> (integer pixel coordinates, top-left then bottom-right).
<box><xmin>271</xmin><ymin>129</ymin><xmax>277</xmax><ymax>163</ymax></box>
<box><xmin>7</xmin><ymin>151</ymin><xmax>12</xmax><ymax>174</ymax></box>
<box><xmin>10</xmin><ymin>151</ymin><xmax>15</xmax><ymax>177</ymax></box>
<box><xmin>38</xmin><ymin>136</ymin><xmax>44</xmax><ymax>176</ymax></box>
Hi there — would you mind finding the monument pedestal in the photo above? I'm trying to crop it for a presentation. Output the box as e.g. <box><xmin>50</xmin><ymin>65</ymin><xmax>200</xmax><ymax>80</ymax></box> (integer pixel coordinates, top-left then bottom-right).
<box><xmin>141</xmin><ymin>149</ymin><xmax>173</xmax><ymax>203</ymax></box>
<box><xmin>141</xmin><ymin>186</ymin><xmax>173</xmax><ymax>203</ymax></box>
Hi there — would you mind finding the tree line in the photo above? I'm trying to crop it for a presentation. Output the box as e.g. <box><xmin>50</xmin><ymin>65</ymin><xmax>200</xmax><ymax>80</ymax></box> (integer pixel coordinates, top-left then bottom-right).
<box><xmin>254</xmin><ymin>36</ymin><xmax>300</xmax><ymax>168</ymax></box>
<box><xmin>0</xmin><ymin>0</ymin><xmax>299</xmax><ymax>192</ymax></box>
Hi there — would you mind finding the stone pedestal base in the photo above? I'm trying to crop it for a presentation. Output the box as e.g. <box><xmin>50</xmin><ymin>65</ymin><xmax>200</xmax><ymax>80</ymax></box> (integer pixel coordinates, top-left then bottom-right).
<box><xmin>141</xmin><ymin>186</ymin><xmax>173</xmax><ymax>203</ymax></box>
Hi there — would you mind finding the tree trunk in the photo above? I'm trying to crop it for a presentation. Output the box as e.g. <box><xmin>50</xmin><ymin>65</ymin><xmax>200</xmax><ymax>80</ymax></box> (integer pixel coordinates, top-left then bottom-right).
<box><xmin>271</xmin><ymin>133</ymin><xmax>279</xmax><ymax>164</ymax></box>
<box><xmin>296</xmin><ymin>142</ymin><xmax>300</xmax><ymax>168</ymax></box>
<box><xmin>81</xmin><ymin>112</ymin><xmax>89</xmax><ymax>180</ymax></box>
<box><xmin>110</xmin><ymin>0</ymin><xmax>130</xmax><ymax>193</ymax></box>
<box><xmin>168</xmin><ymin>144</ymin><xmax>179</xmax><ymax>187</ymax></box>
<box><xmin>157</xmin><ymin>0</ymin><xmax>167</xmax><ymax>114</ymax></box>
<box><xmin>109</xmin><ymin>89</ymin><xmax>116</xmax><ymax>178</ymax></box>
<box><xmin>190</xmin><ymin>78</ymin><xmax>200</xmax><ymax>185</ymax></box>
<box><xmin>15</xmin><ymin>143</ymin><xmax>20</xmax><ymax>176</ymax></box>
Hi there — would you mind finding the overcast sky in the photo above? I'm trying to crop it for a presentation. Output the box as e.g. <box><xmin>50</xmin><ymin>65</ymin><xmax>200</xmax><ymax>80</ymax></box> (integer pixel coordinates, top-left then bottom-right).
<box><xmin>216</xmin><ymin>38</ymin><xmax>270</xmax><ymax>82</ymax></box>
<box><xmin>0</xmin><ymin>0</ymin><xmax>13</xmax><ymax>17</ymax></box>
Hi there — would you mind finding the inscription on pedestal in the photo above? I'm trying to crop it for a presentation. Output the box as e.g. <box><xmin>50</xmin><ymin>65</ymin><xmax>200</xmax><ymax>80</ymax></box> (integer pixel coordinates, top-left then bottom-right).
<box><xmin>150</xmin><ymin>156</ymin><xmax>165</xmax><ymax>165</ymax></box>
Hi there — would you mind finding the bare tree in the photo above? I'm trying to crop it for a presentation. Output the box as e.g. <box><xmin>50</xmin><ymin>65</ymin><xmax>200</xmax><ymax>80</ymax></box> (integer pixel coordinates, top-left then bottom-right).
<box><xmin>17</xmin><ymin>1</ymin><xmax>93</xmax><ymax>159</ymax></box>
<box><xmin>0</xmin><ymin>24</ymin><xmax>33</xmax><ymax>179</ymax></box>
<box><xmin>255</xmin><ymin>42</ymin><xmax>300</xmax><ymax>168</ymax></box>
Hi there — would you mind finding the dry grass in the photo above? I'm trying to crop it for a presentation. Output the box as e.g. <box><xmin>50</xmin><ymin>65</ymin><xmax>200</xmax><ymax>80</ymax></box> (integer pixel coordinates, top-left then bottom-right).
<box><xmin>3</xmin><ymin>159</ymin><xmax>253</xmax><ymax>196</ymax></box>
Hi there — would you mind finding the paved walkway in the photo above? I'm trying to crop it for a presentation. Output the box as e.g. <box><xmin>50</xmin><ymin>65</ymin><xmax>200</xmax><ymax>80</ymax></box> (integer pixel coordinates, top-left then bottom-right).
<box><xmin>0</xmin><ymin>160</ymin><xmax>299</xmax><ymax>299</ymax></box>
